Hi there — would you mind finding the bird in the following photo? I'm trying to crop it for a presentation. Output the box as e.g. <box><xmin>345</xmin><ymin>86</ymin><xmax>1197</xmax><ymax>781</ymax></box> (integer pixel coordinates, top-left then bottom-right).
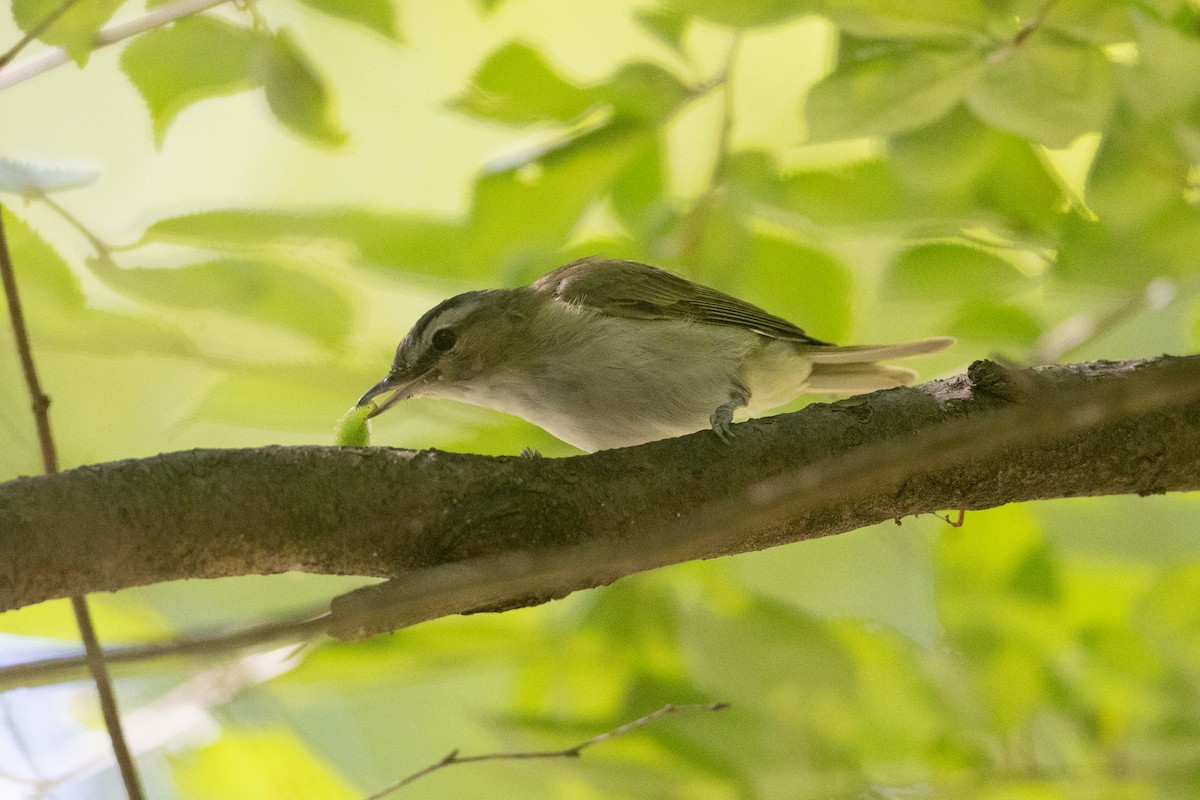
<box><xmin>357</xmin><ymin>257</ymin><xmax>953</xmax><ymax>452</ymax></box>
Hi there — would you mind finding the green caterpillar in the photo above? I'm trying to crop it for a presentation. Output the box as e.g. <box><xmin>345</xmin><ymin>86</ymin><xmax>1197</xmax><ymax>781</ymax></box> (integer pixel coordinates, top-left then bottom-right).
<box><xmin>335</xmin><ymin>402</ymin><xmax>374</xmax><ymax>446</ymax></box>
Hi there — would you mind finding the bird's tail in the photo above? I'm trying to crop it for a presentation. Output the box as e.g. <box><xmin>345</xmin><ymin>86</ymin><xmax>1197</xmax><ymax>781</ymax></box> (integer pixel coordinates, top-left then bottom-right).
<box><xmin>803</xmin><ymin>336</ymin><xmax>953</xmax><ymax>393</ymax></box>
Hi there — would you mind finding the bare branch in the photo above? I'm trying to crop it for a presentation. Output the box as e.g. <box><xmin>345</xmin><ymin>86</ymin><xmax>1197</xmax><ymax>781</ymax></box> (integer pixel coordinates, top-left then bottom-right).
<box><xmin>366</xmin><ymin>702</ymin><xmax>728</xmax><ymax>798</ymax></box>
<box><xmin>0</xmin><ymin>207</ymin><xmax>145</xmax><ymax>800</ymax></box>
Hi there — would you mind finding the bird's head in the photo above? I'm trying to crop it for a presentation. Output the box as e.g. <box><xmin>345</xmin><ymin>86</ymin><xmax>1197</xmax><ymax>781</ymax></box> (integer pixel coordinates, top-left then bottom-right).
<box><xmin>356</xmin><ymin>288</ymin><xmax>533</xmax><ymax>417</ymax></box>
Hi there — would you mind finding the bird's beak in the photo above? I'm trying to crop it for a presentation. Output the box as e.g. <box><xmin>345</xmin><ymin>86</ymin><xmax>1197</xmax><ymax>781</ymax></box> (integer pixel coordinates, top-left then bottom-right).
<box><xmin>356</xmin><ymin>368</ymin><xmax>424</xmax><ymax>418</ymax></box>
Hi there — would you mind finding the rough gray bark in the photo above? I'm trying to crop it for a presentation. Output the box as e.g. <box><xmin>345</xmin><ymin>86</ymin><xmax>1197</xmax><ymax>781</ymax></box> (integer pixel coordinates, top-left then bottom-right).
<box><xmin>1</xmin><ymin>356</ymin><xmax>1198</xmax><ymax>640</ymax></box>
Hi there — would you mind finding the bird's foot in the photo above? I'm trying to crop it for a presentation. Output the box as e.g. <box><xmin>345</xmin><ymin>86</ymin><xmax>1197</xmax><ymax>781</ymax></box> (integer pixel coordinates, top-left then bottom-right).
<box><xmin>519</xmin><ymin>447</ymin><xmax>543</xmax><ymax>459</ymax></box>
<box><xmin>710</xmin><ymin>385</ymin><xmax>749</xmax><ymax>445</ymax></box>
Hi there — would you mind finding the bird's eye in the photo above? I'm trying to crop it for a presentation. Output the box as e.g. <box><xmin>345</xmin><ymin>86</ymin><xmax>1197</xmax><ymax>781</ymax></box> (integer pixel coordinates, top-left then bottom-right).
<box><xmin>431</xmin><ymin>328</ymin><xmax>457</xmax><ymax>352</ymax></box>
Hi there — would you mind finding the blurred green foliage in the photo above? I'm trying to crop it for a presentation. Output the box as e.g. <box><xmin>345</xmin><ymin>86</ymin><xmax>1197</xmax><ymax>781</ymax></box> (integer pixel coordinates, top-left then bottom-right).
<box><xmin>1</xmin><ymin>0</ymin><xmax>1199</xmax><ymax>797</ymax></box>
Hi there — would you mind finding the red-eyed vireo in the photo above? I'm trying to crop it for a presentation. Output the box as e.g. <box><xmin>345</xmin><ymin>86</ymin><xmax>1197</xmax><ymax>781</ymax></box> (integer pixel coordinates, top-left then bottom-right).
<box><xmin>357</xmin><ymin>258</ymin><xmax>953</xmax><ymax>452</ymax></box>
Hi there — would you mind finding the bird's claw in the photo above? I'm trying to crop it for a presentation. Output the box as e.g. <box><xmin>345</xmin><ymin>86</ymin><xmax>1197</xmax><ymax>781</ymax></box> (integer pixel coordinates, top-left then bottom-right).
<box><xmin>519</xmin><ymin>447</ymin><xmax>543</xmax><ymax>459</ymax></box>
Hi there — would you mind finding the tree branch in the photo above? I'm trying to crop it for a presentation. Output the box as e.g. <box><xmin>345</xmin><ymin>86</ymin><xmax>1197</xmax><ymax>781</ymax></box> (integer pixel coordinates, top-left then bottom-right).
<box><xmin>0</xmin><ymin>356</ymin><xmax>1198</xmax><ymax>642</ymax></box>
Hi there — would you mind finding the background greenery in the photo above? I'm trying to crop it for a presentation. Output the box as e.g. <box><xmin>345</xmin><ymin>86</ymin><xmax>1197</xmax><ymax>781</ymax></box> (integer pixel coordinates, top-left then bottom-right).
<box><xmin>1</xmin><ymin>0</ymin><xmax>1199</xmax><ymax>797</ymax></box>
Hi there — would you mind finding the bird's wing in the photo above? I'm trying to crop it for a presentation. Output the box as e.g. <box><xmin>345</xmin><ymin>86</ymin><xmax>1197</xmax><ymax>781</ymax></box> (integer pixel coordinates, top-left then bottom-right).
<box><xmin>531</xmin><ymin>257</ymin><xmax>830</xmax><ymax>344</ymax></box>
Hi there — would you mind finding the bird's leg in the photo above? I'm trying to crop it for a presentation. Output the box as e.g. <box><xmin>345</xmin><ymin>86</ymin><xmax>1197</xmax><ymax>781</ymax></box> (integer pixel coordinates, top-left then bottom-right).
<box><xmin>710</xmin><ymin>382</ymin><xmax>750</xmax><ymax>444</ymax></box>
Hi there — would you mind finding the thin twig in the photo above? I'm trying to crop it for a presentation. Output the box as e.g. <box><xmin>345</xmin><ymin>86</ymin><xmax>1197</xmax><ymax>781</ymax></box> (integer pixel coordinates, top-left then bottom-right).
<box><xmin>989</xmin><ymin>0</ymin><xmax>1062</xmax><ymax>63</ymax></box>
<box><xmin>0</xmin><ymin>207</ymin><xmax>146</xmax><ymax>800</ymax></box>
<box><xmin>0</xmin><ymin>0</ymin><xmax>234</xmax><ymax>91</ymax></box>
<box><xmin>366</xmin><ymin>702</ymin><xmax>728</xmax><ymax>799</ymax></box>
<box><xmin>0</xmin><ymin>0</ymin><xmax>88</xmax><ymax>70</ymax></box>
<box><xmin>0</xmin><ymin>609</ymin><xmax>331</xmax><ymax>690</ymax></box>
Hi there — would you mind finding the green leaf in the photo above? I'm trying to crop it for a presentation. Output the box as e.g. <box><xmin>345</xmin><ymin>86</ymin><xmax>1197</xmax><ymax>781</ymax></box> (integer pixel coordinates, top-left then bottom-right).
<box><xmin>742</xmin><ymin>234</ymin><xmax>853</xmax><ymax>342</ymax></box>
<box><xmin>452</xmin><ymin>42</ymin><xmax>600</xmax><ymax>126</ymax></box>
<box><xmin>259</xmin><ymin>29</ymin><xmax>347</xmax><ymax>146</ymax></box>
<box><xmin>729</xmin><ymin>151</ymin><xmax>908</xmax><ymax>226</ymax></box>
<box><xmin>1</xmin><ymin>209</ymin><xmax>195</xmax><ymax>357</ymax></box>
<box><xmin>662</xmin><ymin>0</ymin><xmax>808</xmax><ymax>28</ymax></box>
<box><xmin>605</xmin><ymin>62</ymin><xmax>692</xmax><ymax>122</ymax></box>
<box><xmin>967</xmin><ymin>33</ymin><xmax>1115</xmax><ymax>147</ymax></box>
<box><xmin>294</xmin><ymin>0</ymin><xmax>399</xmax><ymax>39</ymax></box>
<box><xmin>11</xmin><ymin>0</ymin><xmax>127</xmax><ymax>65</ymax></box>
<box><xmin>119</xmin><ymin>15</ymin><xmax>263</xmax><ymax>146</ymax></box>
<box><xmin>1121</xmin><ymin>11</ymin><xmax>1200</xmax><ymax>120</ymax></box>
<box><xmin>171</xmin><ymin>729</ymin><xmax>357</xmax><ymax>800</ymax></box>
<box><xmin>87</xmin><ymin>256</ymin><xmax>353</xmax><ymax>347</ymax></box>
<box><xmin>811</xmin><ymin>0</ymin><xmax>989</xmax><ymax>41</ymax></box>
<box><xmin>1044</xmin><ymin>0</ymin><xmax>1134</xmax><ymax>45</ymax></box>
<box><xmin>890</xmin><ymin>108</ymin><xmax>1066</xmax><ymax>239</ymax></box>
<box><xmin>1085</xmin><ymin>108</ymin><xmax>1190</xmax><ymax>230</ymax></box>
<box><xmin>1057</xmin><ymin>206</ymin><xmax>1200</xmax><ymax>287</ymax></box>
<box><xmin>0</xmin><ymin>156</ymin><xmax>99</xmax><ymax>197</ymax></box>
<box><xmin>685</xmin><ymin>597</ymin><xmax>857</xmax><ymax>710</ymax></box>
<box><xmin>141</xmin><ymin>209</ymin><xmax>473</xmax><ymax>277</ymax></box>
<box><xmin>885</xmin><ymin>243</ymin><xmax>1025</xmax><ymax>302</ymax></box>
<box><xmin>610</xmin><ymin>137</ymin><xmax>666</xmax><ymax>233</ymax></box>
<box><xmin>0</xmin><ymin>594</ymin><xmax>172</xmax><ymax>644</ymax></box>
<box><xmin>946</xmin><ymin>298</ymin><xmax>1042</xmax><ymax>345</ymax></box>
<box><xmin>805</xmin><ymin>45</ymin><xmax>984</xmax><ymax>141</ymax></box>
<box><xmin>635</xmin><ymin>6</ymin><xmax>690</xmax><ymax>54</ymax></box>
<box><xmin>465</xmin><ymin>123</ymin><xmax>652</xmax><ymax>277</ymax></box>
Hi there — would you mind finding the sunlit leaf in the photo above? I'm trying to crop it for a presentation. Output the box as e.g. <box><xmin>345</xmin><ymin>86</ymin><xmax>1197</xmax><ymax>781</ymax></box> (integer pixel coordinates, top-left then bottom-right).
<box><xmin>967</xmin><ymin>32</ymin><xmax>1115</xmax><ymax>147</ymax></box>
<box><xmin>171</xmin><ymin>729</ymin><xmax>357</xmax><ymax>800</ymax></box>
<box><xmin>805</xmin><ymin>44</ymin><xmax>984</xmax><ymax>141</ymax></box>
<box><xmin>0</xmin><ymin>594</ymin><xmax>172</xmax><ymax>643</ymax></box>
<box><xmin>294</xmin><ymin>0</ymin><xmax>399</xmax><ymax>39</ymax></box>
<box><xmin>0</xmin><ymin>157</ymin><xmax>99</xmax><ymax>197</ymax></box>
<box><xmin>120</xmin><ymin>15</ymin><xmax>263</xmax><ymax>146</ymax></box>
<box><xmin>259</xmin><ymin>29</ymin><xmax>348</xmax><ymax>146</ymax></box>
<box><xmin>452</xmin><ymin>42</ymin><xmax>601</xmax><ymax>125</ymax></box>
<box><xmin>87</xmin><ymin>255</ymin><xmax>353</xmax><ymax>347</ymax></box>
<box><xmin>11</xmin><ymin>0</ymin><xmax>126</xmax><ymax>65</ymax></box>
